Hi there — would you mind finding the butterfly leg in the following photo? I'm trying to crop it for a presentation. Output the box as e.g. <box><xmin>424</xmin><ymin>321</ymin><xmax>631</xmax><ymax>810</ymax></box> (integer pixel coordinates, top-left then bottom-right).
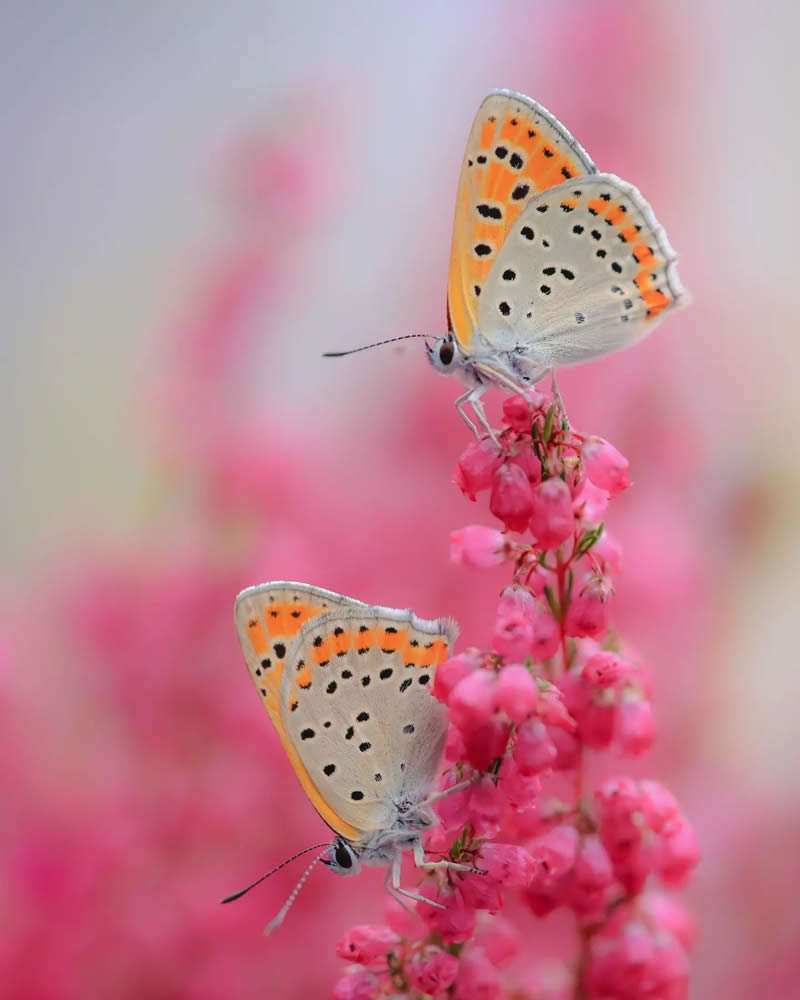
<box><xmin>454</xmin><ymin>387</ymin><xmax>499</xmax><ymax>445</ymax></box>
<box><xmin>412</xmin><ymin>840</ymin><xmax>483</xmax><ymax>875</ymax></box>
<box><xmin>423</xmin><ymin>777</ymin><xmax>475</xmax><ymax>806</ymax></box>
<box><xmin>387</xmin><ymin>854</ymin><xmax>446</xmax><ymax>909</ymax></box>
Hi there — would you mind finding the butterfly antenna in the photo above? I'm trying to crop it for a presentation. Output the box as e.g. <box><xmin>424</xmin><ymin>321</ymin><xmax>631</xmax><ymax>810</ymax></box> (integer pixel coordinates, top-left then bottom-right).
<box><xmin>264</xmin><ymin>850</ymin><xmax>328</xmax><ymax>935</ymax></box>
<box><xmin>322</xmin><ymin>333</ymin><xmax>431</xmax><ymax>357</ymax></box>
<box><xmin>220</xmin><ymin>842</ymin><xmax>330</xmax><ymax>904</ymax></box>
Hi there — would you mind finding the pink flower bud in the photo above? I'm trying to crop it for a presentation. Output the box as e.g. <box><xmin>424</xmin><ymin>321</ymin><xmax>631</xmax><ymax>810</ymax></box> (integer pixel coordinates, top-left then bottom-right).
<box><xmin>577</xmin><ymin>700</ymin><xmax>616</xmax><ymax>749</ymax></box>
<box><xmin>477</xmin><ymin>914</ymin><xmax>522</xmax><ymax>966</ymax></box>
<box><xmin>593</xmin><ymin>527</ymin><xmax>623</xmax><ymax>574</ymax></box>
<box><xmin>448</xmin><ymin>669</ymin><xmax>497</xmax><ymax>730</ymax></box>
<box><xmin>444</xmin><ymin>723</ymin><xmax>466</xmax><ymax>762</ymax></box>
<box><xmin>458</xmin><ymin>869</ymin><xmax>504</xmax><ymax>912</ymax></box>
<box><xmin>573</xmin><ymin>835</ymin><xmax>614</xmax><ymax>891</ymax></box>
<box><xmin>462</xmin><ymin>718</ymin><xmax>510</xmax><ymax>771</ymax></box>
<box><xmin>335</xmin><ymin>924</ymin><xmax>400</xmax><ymax>968</ymax></box>
<box><xmin>478</xmin><ymin>842</ymin><xmax>537</xmax><ymax>887</ymax></box>
<box><xmin>658</xmin><ymin>819</ymin><xmax>700</xmax><ymax>887</ymax></box>
<box><xmin>490</xmin><ymin>463</ymin><xmax>534</xmax><ymax>533</ymax></box>
<box><xmin>530</xmin><ymin>605</ymin><xmax>561</xmax><ymax>661</ymax></box>
<box><xmin>456</xmin><ymin>438</ymin><xmax>503</xmax><ymax>500</ymax></box>
<box><xmin>577</xmin><ymin>479</ymin><xmax>610</xmax><ymax>520</ymax></box>
<box><xmin>434</xmin><ymin>650</ymin><xmax>481</xmax><ymax>704</ymax></box>
<box><xmin>450</xmin><ymin>524</ymin><xmax>507</xmax><ymax>569</ymax></box>
<box><xmin>492</xmin><ymin>587</ymin><xmax>535</xmax><ymax>661</ymax></box>
<box><xmin>332</xmin><ymin>968</ymin><xmax>380</xmax><ymax>1000</ymax></box>
<box><xmin>563</xmin><ymin>587</ymin><xmax>609</xmax><ymax>639</ymax></box>
<box><xmin>498</xmin><ymin>757</ymin><xmax>541</xmax><ymax>811</ymax></box>
<box><xmin>582</xmin><ymin>436</ymin><xmax>631</xmax><ymax>496</ymax></box>
<box><xmin>615</xmin><ymin>696</ymin><xmax>656</xmax><ymax>755</ymax></box>
<box><xmin>406</xmin><ymin>945</ymin><xmax>460</xmax><ymax>994</ymax></box>
<box><xmin>502</xmin><ymin>393</ymin><xmax>535</xmax><ymax>432</ymax></box>
<box><xmin>513</xmin><ymin>718</ymin><xmax>557</xmax><ymax>775</ymax></box>
<box><xmin>529</xmin><ymin>477</ymin><xmax>574</xmax><ymax>550</ymax></box>
<box><xmin>639</xmin><ymin>892</ymin><xmax>697</xmax><ymax>951</ymax></box>
<box><xmin>583</xmin><ymin>651</ymin><xmax>628</xmax><ymax>688</ymax></box>
<box><xmin>417</xmin><ymin>885</ymin><xmax>476</xmax><ymax>944</ymax></box>
<box><xmin>639</xmin><ymin>780</ymin><xmax>680</xmax><ymax>833</ymax></box>
<box><xmin>453</xmin><ymin>948</ymin><xmax>503</xmax><ymax>1000</ymax></box>
<box><xmin>537</xmin><ymin>686</ymin><xmax>577</xmax><ymax>732</ymax></box>
<box><xmin>529</xmin><ymin>824</ymin><xmax>580</xmax><ymax>882</ymax></box>
<box><xmin>468</xmin><ymin>774</ymin><xmax>503</xmax><ymax>838</ymax></box>
<box><xmin>549</xmin><ymin>725</ymin><xmax>581</xmax><ymax>770</ymax></box>
<box><xmin>495</xmin><ymin>664</ymin><xmax>538</xmax><ymax>722</ymax></box>
<box><xmin>509</xmin><ymin>444</ymin><xmax>543</xmax><ymax>486</ymax></box>
<box><xmin>435</xmin><ymin>770</ymin><xmax>473</xmax><ymax>831</ymax></box>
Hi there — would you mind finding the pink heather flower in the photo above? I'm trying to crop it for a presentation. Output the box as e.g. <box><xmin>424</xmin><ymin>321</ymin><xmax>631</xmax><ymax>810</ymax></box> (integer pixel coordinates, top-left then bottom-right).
<box><xmin>450</xmin><ymin>525</ymin><xmax>508</xmax><ymax>569</ymax></box>
<box><xmin>582</xmin><ymin>436</ymin><xmax>632</xmax><ymax>496</ymax></box>
<box><xmin>530</xmin><ymin>605</ymin><xmax>561</xmax><ymax>661</ymax></box>
<box><xmin>513</xmin><ymin>718</ymin><xmax>557</xmax><ymax>776</ymax></box>
<box><xmin>417</xmin><ymin>886</ymin><xmax>476</xmax><ymax>944</ymax></box>
<box><xmin>497</xmin><ymin>758</ymin><xmax>541</xmax><ymax>811</ymax></box>
<box><xmin>615</xmin><ymin>696</ymin><xmax>656</xmax><ymax>755</ymax></box>
<box><xmin>502</xmin><ymin>393</ymin><xmax>535</xmax><ymax>433</ymax></box>
<box><xmin>448</xmin><ymin>669</ymin><xmax>498</xmax><ymax>730</ymax></box>
<box><xmin>573</xmin><ymin>835</ymin><xmax>615</xmax><ymax>892</ymax></box>
<box><xmin>434</xmin><ymin>650</ymin><xmax>481</xmax><ymax>704</ymax></box>
<box><xmin>495</xmin><ymin>664</ymin><xmax>538</xmax><ymax>722</ymax></box>
<box><xmin>444</xmin><ymin>724</ymin><xmax>467</xmax><ymax>762</ymax></box>
<box><xmin>657</xmin><ymin>819</ymin><xmax>700</xmax><ymax>887</ymax></box>
<box><xmin>490</xmin><ymin>463</ymin><xmax>534</xmax><ymax>533</ymax></box>
<box><xmin>456</xmin><ymin>438</ymin><xmax>503</xmax><ymax>500</ymax></box>
<box><xmin>477</xmin><ymin>914</ymin><xmax>522</xmax><ymax>966</ymax></box>
<box><xmin>592</xmin><ymin>527</ymin><xmax>623</xmax><ymax>574</ymax></box>
<box><xmin>529</xmin><ymin>477</ymin><xmax>574</xmax><ymax>549</ymax></box>
<box><xmin>536</xmin><ymin>685</ymin><xmax>577</xmax><ymax>732</ymax></box>
<box><xmin>334</xmin><ymin>924</ymin><xmax>400</xmax><ymax>969</ymax></box>
<box><xmin>458</xmin><ymin>868</ymin><xmax>504</xmax><ymax>913</ymax></box>
<box><xmin>639</xmin><ymin>781</ymin><xmax>681</xmax><ymax>833</ymax></box>
<box><xmin>462</xmin><ymin>718</ymin><xmax>510</xmax><ymax>771</ymax></box>
<box><xmin>478</xmin><ymin>842</ymin><xmax>537</xmax><ymax>887</ymax></box>
<box><xmin>576</xmin><ymin>479</ymin><xmax>610</xmax><ymax>520</ymax></box>
<box><xmin>332</xmin><ymin>967</ymin><xmax>381</xmax><ymax>1000</ymax></box>
<box><xmin>493</xmin><ymin>587</ymin><xmax>536</xmax><ymax>661</ymax></box>
<box><xmin>638</xmin><ymin>893</ymin><xmax>697</xmax><ymax>952</ymax></box>
<box><xmin>548</xmin><ymin>726</ymin><xmax>582</xmax><ymax>771</ymax></box>
<box><xmin>468</xmin><ymin>774</ymin><xmax>503</xmax><ymax>838</ymax></box>
<box><xmin>406</xmin><ymin>945</ymin><xmax>459</xmax><ymax>994</ymax></box>
<box><xmin>583</xmin><ymin>651</ymin><xmax>629</xmax><ymax>688</ymax></box>
<box><xmin>453</xmin><ymin>948</ymin><xmax>503</xmax><ymax>1000</ymax></box>
<box><xmin>563</xmin><ymin>585</ymin><xmax>609</xmax><ymax>639</ymax></box>
<box><xmin>530</xmin><ymin>825</ymin><xmax>580</xmax><ymax>882</ymax></box>
<box><xmin>509</xmin><ymin>444</ymin><xmax>543</xmax><ymax>486</ymax></box>
<box><xmin>436</xmin><ymin>769</ymin><xmax>473</xmax><ymax>831</ymax></box>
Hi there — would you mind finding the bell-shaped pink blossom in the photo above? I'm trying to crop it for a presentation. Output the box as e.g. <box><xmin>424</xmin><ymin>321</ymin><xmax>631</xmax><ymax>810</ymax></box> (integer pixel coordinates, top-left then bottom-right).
<box><xmin>573</xmin><ymin>834</ymin><xmax>615</xmax><ymax>892</ymax></box>
<box><xmin>492</xmin><ymin>587</ymin><xmax>536</xmax><ymax>661</ymax></box>
<box><xmin>498</xmin><ymin>757</ymin><xmax>541</xmax><ymax>811</ymax></box>
<box><xmin>468</xmin><ymin>773</ymin><xmax>503</xmax><ymax>838</ymax></box>
<box><xmin>434</xmin><ymin>650</ymin><xmax>481</xmax><ymax>704</ymax></box>
<box><xmin>513</xmin><ymin>718</ymin><xmax>557</xmax><ymax>775</ymax></box>
<box><xmin>583</xmin><ymin>651</ymin><xmax>628</xmax><ymax>688</ymax></box>
<box><xmin>615</xmin><ymin>696</ymin><xmax>656</xmax><ymax>755</ymax></box>
<box><xmin>530</xmin><ymin>605</ymin><xmax>561</xmax><ymax>661</ymax></box>
<box><xmin>462</xmin><ymin>718</ymin><xmax>510</xmax><ymax>771</ymax></box>
<box><xmin>495</xmin><ymin>664</ymin><xmax>538</xmax><ymax>722</ymax></box>
<box><xmin>477</xmin><ymin>914</ymin><xmax>522</xmax><ymax>967</ymax></box>
<box><xmin>406</xmin><ymin>945</ymin><xmax>459</xmax><ymax>994</ymax></box>
<box><xmin>502</xmin><ymin>393</ymin><xmax>535</xmax><ymax>433</ymax></box>
<box><xmin>582</xmin><ymin>436</ymin><xmax>631</xmax><ymax>496</ymax></box>
<box><xmin>658</xmin><ymin>819</ymin><xmax>700</xmax><ymax>887</ymax></box>
<box><xmin>564</xmin><ymin>586</ymin><xmax>609</xmax><ymax>639</ymax></box>
<box><xmin>417</xmin><ymin>885</ymin><xmax>476</xmax><ymax>944</ymax></box>
<box><xmin>509</xmin><ymin>444</ymin><xmax>543</xmax><ymax>486</ymax></box>
<box><xmin>334</xmin><ymin>924</ymin><xmax>400</xmax><ymax>969</ymax></box>
<box><xmin>529</xmin><ymin>477</ymin><xmax>574</xmax><ymax>549</ymax></box>
<box><xmin>478</xmin><ymin>842</ymin><xmax>537</xmax><ymax>888</ymax></box>
<box><xmin>448</xmin><ymin>668</ymin><xmax>498</xmax><ymax>730</ymax></box>
<box><xmin>456</xmin><ymin>438</ymin><xmax>503</xmax><ymax>500</ymax></box>
<box><xmin>435</xmin><ymin>769</ymin><xmax>473</xmax><ymax>831</ymax></box>
<box><xmin>450</xmin><ymin>524</ymin><xmax>508</xmax><ymax>569</ymax></box>
<box><xmin>332</xmin><ymin>968</ymin><xmax>380</xmax><ymax>1000</ymax></box>
<box><xmin>490</xmin><ymin>462</ymin><xmax>534</xmax><ymax>533</ymax></box>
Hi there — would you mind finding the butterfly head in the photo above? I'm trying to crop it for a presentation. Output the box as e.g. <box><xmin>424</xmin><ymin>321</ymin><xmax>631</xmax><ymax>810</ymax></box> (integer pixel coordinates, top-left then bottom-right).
<box><xmin>425</xmin><ymin>333</ymin><xmax>462</xmax><ymax>375</ymax></box>
<box><xmin>321</xmin><ymin>837</ymin><xmax>363</xmax><ymax>877</ymax></box>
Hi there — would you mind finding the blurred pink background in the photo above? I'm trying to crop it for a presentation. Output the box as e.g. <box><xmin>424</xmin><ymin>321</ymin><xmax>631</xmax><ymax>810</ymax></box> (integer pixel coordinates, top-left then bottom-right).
<box><xmin>2</xmin><ymin>2</ymin><xmax>798</xmax><ymax>997</ymax></box>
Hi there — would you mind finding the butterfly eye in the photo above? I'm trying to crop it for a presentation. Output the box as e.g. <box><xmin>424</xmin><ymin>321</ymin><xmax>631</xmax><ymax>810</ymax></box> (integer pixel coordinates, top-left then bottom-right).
<box><xmin>438</xmin><ymin>339</ymin><xmax>455</xmax><ymax>366</ymax></box>
<box><xmin>334</xmin><ymin>841</ymin><xmax>354</xmax><ymax>869</ymax></box>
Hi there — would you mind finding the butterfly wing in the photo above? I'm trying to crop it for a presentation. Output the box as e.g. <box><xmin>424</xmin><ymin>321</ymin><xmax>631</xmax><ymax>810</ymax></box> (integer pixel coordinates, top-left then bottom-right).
<box><xmin>447</xmin><ymin>89</ymin><xmax>597</xmax><ymax>354</ymax></box>
<box><xmin>476</xmin><ymin>173</ymin><xmax>687</xmax><ymax>365</ymax></box>
<box><xmin>234</xmin><ymin>582</ymin><xmax>369</xmax><ymax>841</ymax></box>
<box><xmin>279</xmin><ymin>607</ymin><xmax>457</xmax><ymax>839</ymax></box>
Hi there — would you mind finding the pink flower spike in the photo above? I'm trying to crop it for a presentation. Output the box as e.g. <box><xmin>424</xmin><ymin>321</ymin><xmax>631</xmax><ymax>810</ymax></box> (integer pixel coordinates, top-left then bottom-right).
<box><xmin>582</xmin><ymin>436</ymin><xmax>631</xmax><ymax>496</ymax></box>
<box><xmin>406</xmin><ymin>945</ymin><xmax>459</xmax><ymax>994</ymax></box>
<box><xmin>448</xmin><ymin>669</ymin><xmax>498</xmax><ymax>730</ymax></box>
<box><xmin>530</xmin><ymin>477</ymin><xmax>574</xmax><ymax>550</ymax></box>
<box><xmin>450</xmin><ymin>525</ymin><xmax>508</xmax><ymax>569</ymax></box>
<box><xmin>563</xmin><ymin>586</ymin><xmax>609</xmax><ymax>640</ymax></box>
<box><xmin>456</xmin><ymin>438</ymin><xmax>503</xmax><ymax>500</ymax></box>
<box><xmin>334</xmin><ymin>924</ymin><xmax>400</xmax><ymax>969</ymax></box>
<box><xmin>495</xmin><ymin>664</ymin><xmax>538</xmax><ymax>722</ymax></box>
<box><xmin>493</xmin><ymin>587</ymin><xmax>536</xmax><ymax>662</ymax></box>
<box><xmin>453</xmin><ymin>948</ymin><xmax>503</xmax><ymax>1000</ymax></box>
<box><xmin>615</xmin><ymin>696</ymin><xmax>656</xmax><ymax>755</ymax></box>
<box><xmin>434</xmin><ymin>650</ymin><xmax>481</xmax><ymax>704</ymax></box>
<box><xmin>332</xmin><ymin>968</ymin><xmax>380</xmax><ymax>1000</ymax></box>
<box><xmin>478</xmin><ymin>842</ymin><xmax>537</xmax><ymax>888</ymax></box>
<box><xmin>490</xmin><ymin>463</ymin><xmax>534</xmax><ymax>533</ymax></box>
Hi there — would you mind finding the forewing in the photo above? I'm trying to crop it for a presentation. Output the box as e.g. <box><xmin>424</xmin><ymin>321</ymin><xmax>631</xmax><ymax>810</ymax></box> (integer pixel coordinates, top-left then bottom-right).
<box><xmin>447</xmin><ymin>89</ymin><xmax>596</xmax><ymax>352</ymax></box>
<box><xmin>234</xmin><ymin>582</ymin><xmax>367</xmax><ymax>841</ymax></box>
<box><xmin>280</xmin><ymin>609</ymin><xmax>457</xmax><ymax>837</ymax></box>
<box><xmin>477</xmin><ymin>173</ymin><xmax>687</xmax><ymax>363</ymax></box>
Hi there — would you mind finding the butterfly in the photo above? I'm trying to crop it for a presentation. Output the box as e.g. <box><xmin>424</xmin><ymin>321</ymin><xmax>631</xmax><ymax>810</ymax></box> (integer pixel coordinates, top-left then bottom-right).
<box><xmin>423</xmin><ymin>88</ymin><xmax>687</xmax><ymax>436</ymax></box>
<box><xmin>230</xmin><ymin>581</ymin><xmax>474</xmax><ymax>931</ymax></box>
